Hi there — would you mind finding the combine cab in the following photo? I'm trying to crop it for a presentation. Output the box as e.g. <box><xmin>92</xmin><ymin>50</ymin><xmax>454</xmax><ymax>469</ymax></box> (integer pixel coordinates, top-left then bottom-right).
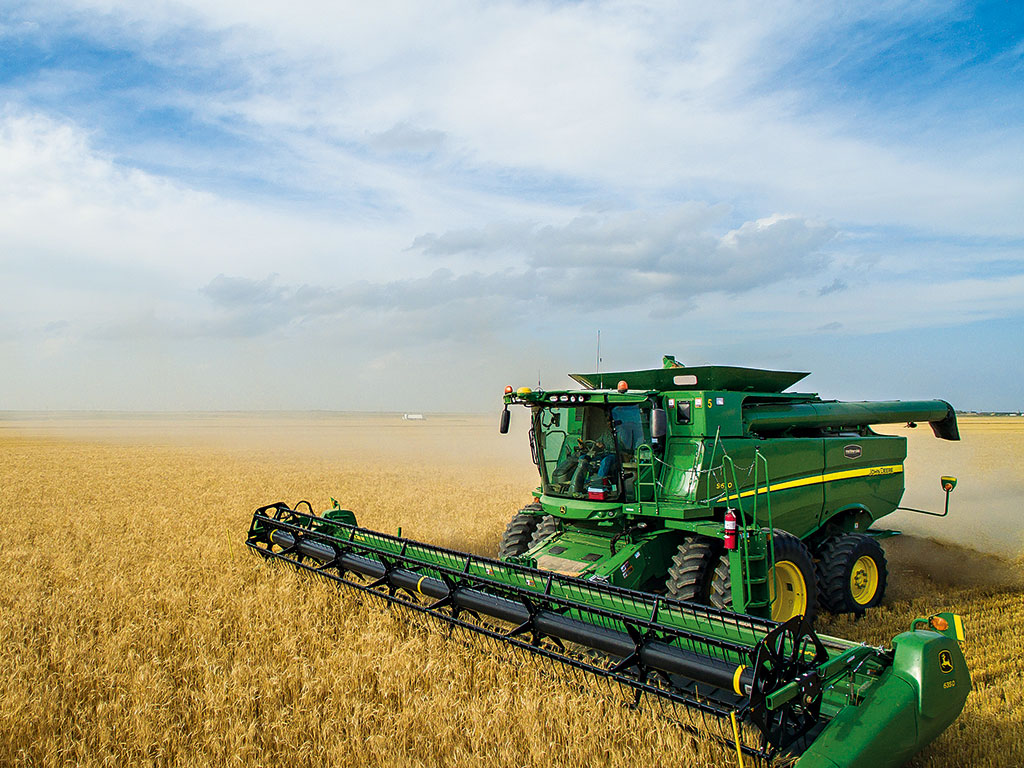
<box><xmin>245</xmin><ymin>356</ymin><xmax>970</xmax><ymax>767</ymax></box>
<box><xmin>497</xmin><ymin>357</ymin><xmax>959</xmax><ymax>623</ymax></box>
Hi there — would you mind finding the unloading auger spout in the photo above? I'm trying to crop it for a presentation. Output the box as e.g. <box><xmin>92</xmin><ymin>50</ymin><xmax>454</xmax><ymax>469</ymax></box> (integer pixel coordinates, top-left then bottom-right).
<box><xmin>247</xmin><ymin>502</ymin><xmax>970</xmax><ymax>768</ymax></box>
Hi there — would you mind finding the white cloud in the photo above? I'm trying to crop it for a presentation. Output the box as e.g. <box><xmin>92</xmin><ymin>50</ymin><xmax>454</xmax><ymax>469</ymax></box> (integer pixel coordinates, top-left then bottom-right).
<box><xmin>0</xmin><ymin>110</ymin><xmax>432</xmax><ymax>287</ymax></box>
<box><xmin>192</xmin><ymin>209</ymin><xmax>836</xmax><ymax>338</ymax></box>
<box><xmin>690</xmin><ymin>271</ymin><xmax>1024</xmax><ymax>339</ymax></box>
<box><xmin>18</xmin><ymin>0</ymin><xmax>1019</xmax><ymax>237</ymax></box>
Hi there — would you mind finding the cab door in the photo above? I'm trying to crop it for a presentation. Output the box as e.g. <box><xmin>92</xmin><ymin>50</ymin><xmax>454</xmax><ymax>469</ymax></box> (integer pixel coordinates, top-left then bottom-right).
<box><xmin>610</xmin><ymin>404</ymin><xmax>650</xmax><ymax>502</ymax></box>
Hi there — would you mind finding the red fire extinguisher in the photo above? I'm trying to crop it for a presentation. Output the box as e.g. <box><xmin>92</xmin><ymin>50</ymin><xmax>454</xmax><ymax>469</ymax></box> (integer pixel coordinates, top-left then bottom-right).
<box><xmin>724</xmin><ymin>509</ymin><xmax>737</xmax><ymax>550</ymax></box>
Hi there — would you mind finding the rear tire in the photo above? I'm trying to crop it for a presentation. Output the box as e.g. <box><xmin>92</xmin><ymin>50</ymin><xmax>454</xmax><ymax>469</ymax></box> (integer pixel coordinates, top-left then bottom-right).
<box><xmin>528</xmin><ymin>515</ymin><xmax>562</xmax><ymax>549</ymax></box>
<box><xmin>816</xmin><ymin>534</ymin><xmax>887</xmax><ymax>614</ymax></box>
<box><xmin>497</xmin><ymin>508</ymin><xmax>541</xmax><ymax>559</ymax></box>
<box><xmin>665</xmin><ymin>537</ymin><xmax>720</xmax><ymax>602</ymax></box>
<box><xmin>709</xmin><ymin>531</ymin><xmax>818</xmax><ymax>623</ymax></box>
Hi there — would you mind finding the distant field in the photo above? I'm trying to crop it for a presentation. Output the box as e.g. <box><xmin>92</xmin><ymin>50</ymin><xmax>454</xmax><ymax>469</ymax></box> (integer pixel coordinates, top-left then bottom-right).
<box><xmin>1</xmin><ymin>414</ymin><xmax>1021</xmax><ymax>767</ymax></box>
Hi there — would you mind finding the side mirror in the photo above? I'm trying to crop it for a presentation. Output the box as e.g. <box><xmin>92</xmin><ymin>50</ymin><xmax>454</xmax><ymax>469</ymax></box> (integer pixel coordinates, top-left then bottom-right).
<box><xmin>898</xmin><ymin>475</ymin><xmax>958</xmax><ymax>518</ymax></box>
<box><xmin>941</xmin><ymin>475</ymin><xmax>957</xmax><ymax>516</ymax></box>
<box><xmin>651</xmin><ymin>408</ymin><xmax>667</xmax><ymax>440</ymax></box>
<box><xmin>499</xmin><ymin>408</ymin><xmax>511</xmax><ymax>434</ymax></box>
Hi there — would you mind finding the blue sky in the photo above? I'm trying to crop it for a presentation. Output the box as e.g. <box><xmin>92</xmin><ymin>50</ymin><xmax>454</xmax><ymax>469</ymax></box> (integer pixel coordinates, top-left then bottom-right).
<box><xmin>0</xmin><ymin>0</ymin><xmax>1021</xmax><ymax>411</ymax></box>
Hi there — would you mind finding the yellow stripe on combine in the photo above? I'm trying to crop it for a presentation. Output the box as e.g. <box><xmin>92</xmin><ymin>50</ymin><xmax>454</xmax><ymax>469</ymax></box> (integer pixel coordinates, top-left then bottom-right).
<box><xmin>416</xmin><ymin>575</ymin><xmax>428</xmax><ymax>595</ymax></box>
<box><xmin>726</xmin><ymin>464</ymin><xmax>904</xmax><ymax>501</ymax></box>
<box><xmin>953</xmin><ymin>613</ymin><xmax>965</xmax><ymax>643</ymax></box>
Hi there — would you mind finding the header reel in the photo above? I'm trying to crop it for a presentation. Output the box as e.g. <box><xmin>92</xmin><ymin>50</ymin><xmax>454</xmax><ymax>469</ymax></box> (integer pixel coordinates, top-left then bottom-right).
<box><xmin>246</xmin><ymin>502</ymin><xmax>969</xmax><ymax>767</ymax></box>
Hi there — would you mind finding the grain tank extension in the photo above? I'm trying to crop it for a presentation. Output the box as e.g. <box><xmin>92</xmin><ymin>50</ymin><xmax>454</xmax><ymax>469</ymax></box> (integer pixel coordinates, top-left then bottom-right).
<box><xmin>497</xmin><ymin>357</ymin><xmax>959</xmax><ymax>622</ymax></box>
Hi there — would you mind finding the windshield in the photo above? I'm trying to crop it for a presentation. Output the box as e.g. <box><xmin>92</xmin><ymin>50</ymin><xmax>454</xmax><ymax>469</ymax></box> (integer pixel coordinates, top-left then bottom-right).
<box><xmin>533</xmin><ymin>404</ymin><xmax>649</xmax><ymax>501</ymax></box>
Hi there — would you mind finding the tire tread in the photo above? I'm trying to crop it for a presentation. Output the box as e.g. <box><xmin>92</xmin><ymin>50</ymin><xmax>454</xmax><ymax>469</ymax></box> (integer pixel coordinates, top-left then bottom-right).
<box><xmin>666</xmin><ymin>537</ymin><xmax>720</xmax><ymax>602</ymax></box>
<box><xmin>816</xmin><ymin>533</ymin><xmax>888</xmax><ymax>614</ymax></box>
<box><xmin>497</xmin><ymin>510</ymin><xmax>540</xmax><ymax>559</ymax></box>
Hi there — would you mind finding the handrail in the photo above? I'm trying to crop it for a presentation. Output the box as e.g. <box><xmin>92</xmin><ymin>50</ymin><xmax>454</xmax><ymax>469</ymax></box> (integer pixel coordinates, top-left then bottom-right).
<box><xmin>635</xmin><ymin>443</ymin><xmax>659</xmax><ymax>513</ymax></box>
<box><xmin>720</xmin><ymin>448</ymin><xmax>776</xmax><ymax>613</ymax></box>
<box><xmin>754</xmin><ymin>449</ymin><xmax>776</xmax><ymax>612</ymax></box>
<box><xmin>722</xmin><ymin>454</ymin><xmax>753</xmax><ymax>609</ymax></box>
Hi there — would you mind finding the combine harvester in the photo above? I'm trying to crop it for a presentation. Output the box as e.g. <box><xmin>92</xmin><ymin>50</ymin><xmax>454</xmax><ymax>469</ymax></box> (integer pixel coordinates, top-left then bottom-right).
<box><xmin>492</xmin><ymin>356</ymin><xmax>961</xmax><ymax>623</ymax></box>
<box><xmin>247</xmin><ymin>358</ymin><xmax>970</xmax><ymax>767</ymax></box>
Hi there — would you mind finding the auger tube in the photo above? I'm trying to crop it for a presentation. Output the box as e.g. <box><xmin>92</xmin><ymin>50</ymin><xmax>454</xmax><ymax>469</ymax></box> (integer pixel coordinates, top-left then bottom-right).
<box><xmin>743</xmin><ymin>399</ymin><xmax>959</xmax><ymax>440</ymax></box>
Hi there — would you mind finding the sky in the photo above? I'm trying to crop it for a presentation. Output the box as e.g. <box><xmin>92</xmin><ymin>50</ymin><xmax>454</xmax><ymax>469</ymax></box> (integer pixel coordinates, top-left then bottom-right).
<box><xmin>0</xmin><ymin>0</ymin><xmax>1021</xmax><ymax>412</ymax></box>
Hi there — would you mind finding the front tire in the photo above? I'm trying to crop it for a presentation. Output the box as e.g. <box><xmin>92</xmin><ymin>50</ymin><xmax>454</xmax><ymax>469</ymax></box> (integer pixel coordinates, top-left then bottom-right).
<box><xmin>816</xmin><ymin>534</ymin><xmax>887</xmax><ymax>614</ymax></box>
<box><xmin>528</xmin><ymin>514</ymin><xmax>561</xmax><ymax>549</ymax></box>
<box><xmin>710</xmin><ymin>531</ymin><xmax>818</xmax><ymax>623</ymax></box>
<box><xmin>665</xmin><ymin>536</ymin><xmax>720</xmax><ymax>602</ymax></box>
<box><xmin>497</xmin><ymin>508</ymin><xmax>541</xmax><ymax>559</ymax></box>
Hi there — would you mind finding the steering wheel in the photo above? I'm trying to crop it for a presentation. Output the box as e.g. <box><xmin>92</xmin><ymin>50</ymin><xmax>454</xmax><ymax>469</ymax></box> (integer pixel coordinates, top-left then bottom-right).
<box><xmin>577</xmin><ymin>439</ymin><xmax>608</xmax><ymax>457</ymax></box>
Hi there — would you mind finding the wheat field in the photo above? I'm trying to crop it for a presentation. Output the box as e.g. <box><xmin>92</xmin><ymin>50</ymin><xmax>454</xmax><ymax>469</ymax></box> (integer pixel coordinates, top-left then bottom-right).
<box><xmin>1</xmin><ymin>413</ymin><xmax>1022</xmax><ymax>767</ymax></box>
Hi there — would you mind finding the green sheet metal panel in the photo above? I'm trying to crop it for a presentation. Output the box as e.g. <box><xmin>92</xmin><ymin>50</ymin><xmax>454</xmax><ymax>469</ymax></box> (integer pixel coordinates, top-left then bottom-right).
<box><xmin>720</xmin><ymin>437</ymin><xmax>826</xmax><ymax>537</ymax></box>
<box><xmin>821</xmin><ymin>434</ymin><xmax>908</xmax><ymax>526</ymax></box>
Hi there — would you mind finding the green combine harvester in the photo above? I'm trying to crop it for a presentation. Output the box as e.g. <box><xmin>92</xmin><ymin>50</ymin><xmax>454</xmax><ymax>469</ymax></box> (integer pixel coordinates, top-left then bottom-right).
<box><xmin>495</xmin><ymin>355</ymin><xmax>960</xmax><ymax>623</ymax></box>
<box><xmin>246</xmin><ymin>357</ymin><xmax>970</xmax><ymax>767</ymax></box>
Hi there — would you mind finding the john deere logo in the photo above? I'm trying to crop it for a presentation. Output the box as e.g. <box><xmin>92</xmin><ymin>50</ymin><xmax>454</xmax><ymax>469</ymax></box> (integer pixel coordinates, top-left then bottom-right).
<box><xmin>843</xmin><ymin>445</ymin><xmax>863</xmax><ymax>460</ymax></box>
<box><xmin>939</xmin><ymin>650</ymin><xmax>954</xmax><ymax>674</ymax></box>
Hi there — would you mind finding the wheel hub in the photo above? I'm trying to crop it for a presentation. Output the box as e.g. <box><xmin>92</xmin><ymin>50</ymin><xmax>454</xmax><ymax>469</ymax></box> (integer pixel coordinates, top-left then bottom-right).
<box><xmin>771</xmin><ymin>560</ymin><xmax>808</xmax><ymax>622</ymax></box>
<box><xmin>850</xmin><ymin>555</ymin><xmax>879</xmax><ymax>605</ymax></box>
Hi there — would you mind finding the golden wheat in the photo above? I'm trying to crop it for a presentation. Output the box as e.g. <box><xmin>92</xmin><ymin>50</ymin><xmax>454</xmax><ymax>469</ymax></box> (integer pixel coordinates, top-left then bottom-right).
<box><xmin>0</xmin><ymin>415</ymin><xmax>1021</xmax><ymax>767</ymax></box>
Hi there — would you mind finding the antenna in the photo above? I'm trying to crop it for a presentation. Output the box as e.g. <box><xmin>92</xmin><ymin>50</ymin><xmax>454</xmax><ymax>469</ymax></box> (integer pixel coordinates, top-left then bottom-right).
<box><xmin>597</xmin><ymin>330</ymin><xmax>601</xmax><ymax>373</ymax></box>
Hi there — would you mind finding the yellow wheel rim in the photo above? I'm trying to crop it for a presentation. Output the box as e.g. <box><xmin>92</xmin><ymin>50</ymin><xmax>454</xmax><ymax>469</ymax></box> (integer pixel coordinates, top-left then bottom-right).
<box><xmin>771</xmin><ymin>560</ymin><xmax>808</xmax><ymax>622</ymax></box>
<box><xmin>850</xmin><ymin>555</ymin><xmax>879</xmax><ymax>605</ymax></box>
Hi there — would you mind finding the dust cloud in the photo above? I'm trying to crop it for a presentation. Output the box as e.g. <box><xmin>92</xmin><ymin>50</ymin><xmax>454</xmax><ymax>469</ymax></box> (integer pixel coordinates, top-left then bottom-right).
<box><xmin>0</xmin><ymin>410</ymin><xmax>536</xmax><ymax>473</ymax></box>
<box><xmin>883</xmin><ymin>535</ymin><xmax>1024</xmax><ymax>603</ymax></box>
<box><xmin>879</xmin><ymin>416</ymin><xmax>1024</xmax><ymax>561</ymax></box>
<box><xmin>872</xmin><ymin>416</ymin><xmax>1024</xmax><ymax>591</ymax></box>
